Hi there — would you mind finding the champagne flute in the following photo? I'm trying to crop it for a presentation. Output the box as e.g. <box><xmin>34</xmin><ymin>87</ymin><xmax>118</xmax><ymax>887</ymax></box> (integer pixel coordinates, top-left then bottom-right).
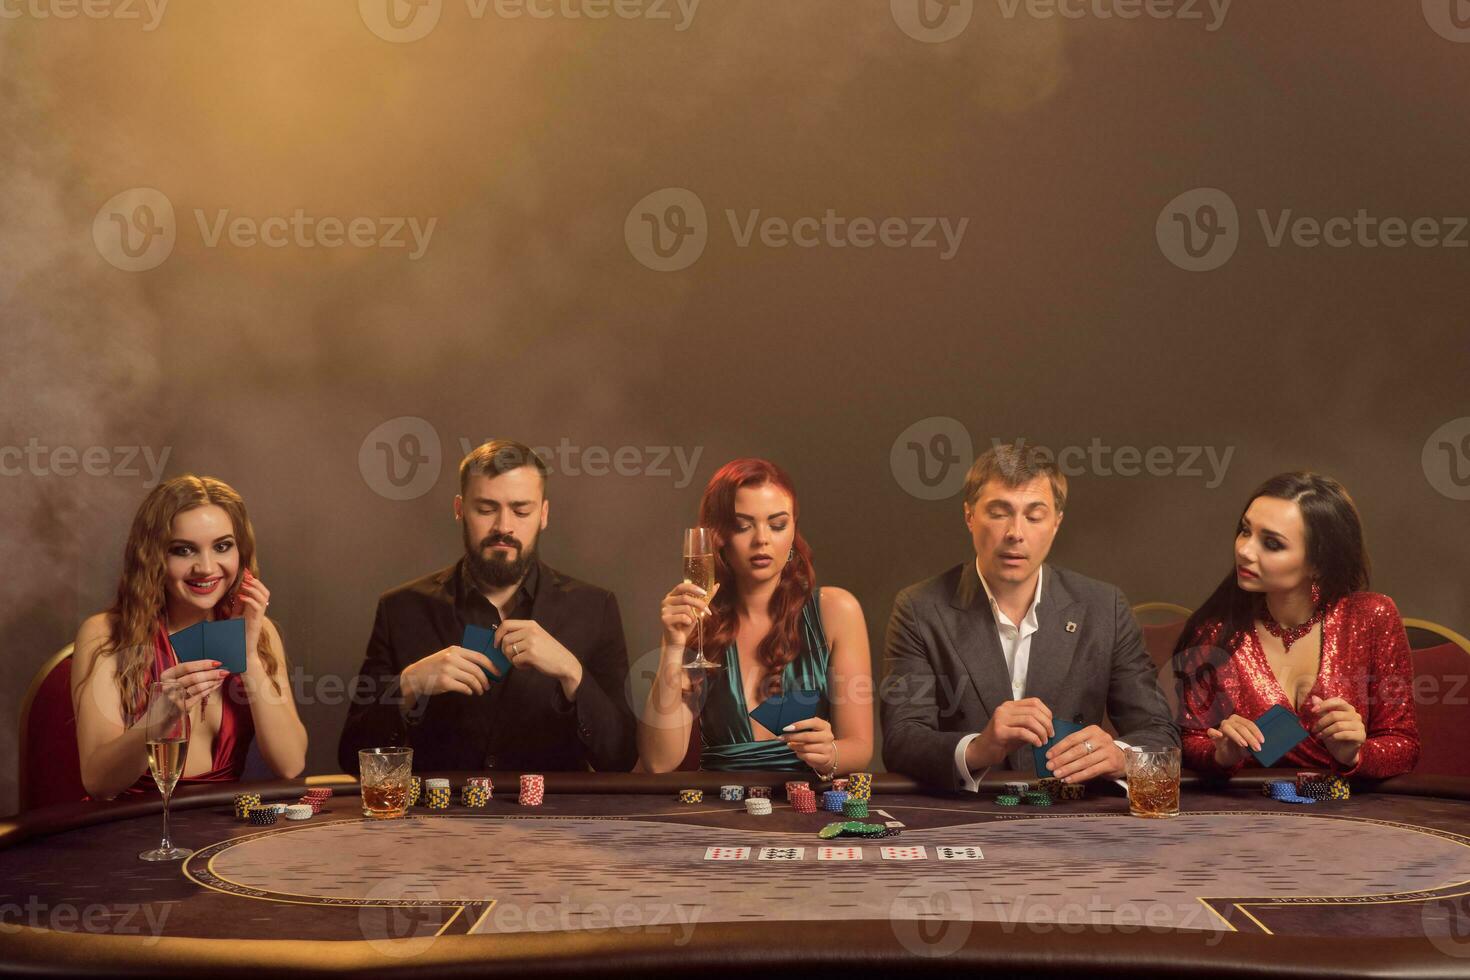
<box><xmin>681</xmin><ymin>527</ymin><xmax>722</xmax><ymax>671</ymax></box>
<box><xmin>139</xmin><ymin>680</ymin><xmax>193</xmax><ymax>861</ymax></box>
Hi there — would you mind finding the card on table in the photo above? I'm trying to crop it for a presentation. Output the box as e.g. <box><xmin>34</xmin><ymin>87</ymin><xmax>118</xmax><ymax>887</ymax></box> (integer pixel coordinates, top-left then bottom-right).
<box><xmin>170</xmin><ymin>618</ymin><xmax>248</xmax><ymax>674</ymax></box>
<box><xmin>880</xmin><ymin>845</ymin><xmax>928</xmax><ymax>861</ymax></box>
<box><xmin>935</xmin><ymin>845</ymin><xmax>984</xmax><ymax>861</ymax></box>
<box><xmin>817</xmin><ymin>846</ymin><xmax>863</xmax><ymax>861</ymax></box>
<box><xmin>748</xmin><ymin>689</ymin><xmax>822</xmax><ymax>735</ymax></box>
<box><xmin>1032</xmin><ymin>718</ymin><xmax>1084</xmax><ymax>778</ymax></box>
<box><xmin>1251</xmin><ymin>704</ymin><xmax>1310</xmax><ymax>767</ymax></box>
<box><xmin>758</xmin><ymin>846</ymin><xmax>804</xmax><ymax>861</ymax></box>
<box><xmin>703</xmin><ymin>846</ymin><xmax>751</xmax><ymax>861</ymax></box>
<box><xmin>460</xmin><ymin>625</ymin><xmax>514</xmax><ymax>683</ymax></box>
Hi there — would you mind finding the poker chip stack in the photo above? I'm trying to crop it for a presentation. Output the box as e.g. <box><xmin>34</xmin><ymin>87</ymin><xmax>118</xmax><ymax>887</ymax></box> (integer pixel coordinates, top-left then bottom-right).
<box><xmin>248</xmin><ymin>805</ymin><xmax>278</xmax><ymax>826</ymax></box>
<box><xmin>467</xmin><ymin>776</ymin><xmax>494</xmax><ymax>800</ymax></box>
<box><xmin>1327</xmin><ymin>776</ymin><xmax>1351</xmax><ymax>801</ymax></box>
<box><xmin>1037</xmin><ymin>777</ymin><xmax>1063</xmax><ymax>799</ymax></box>
<box><xmin>1004</xmin><ymin>781</ymin><xmax>1030</xmax><ymax>797</ymax></box>
<box><xmin>461</xmin><ymin>784</ymin><xmax>489</xmax><ymax>808</ymax></box>
<box><xmin>283</xmin><ymin>804</ymin><xmax>313</xmax><ymax>821</ymax></box>
<box><xmin>425</xmin><ymin>778</ymin><xmax>451</xmax><ymax>809</ymax></box>
<box><xmin>746</xmin><ymin>786</ymin><xmax>771</xmax><ymax>800</ymax></box>
<box><xmin>678</xmin><ymin>788</ymin><xmax>704</xmax><ymax>804</ymax></box>
<box><xmin>1023</xmin><ymin>791</ymin><xmax>1053</xmax><ymax>807</ymax></box>
<box><xmin>820</xmin><ymin>789</ymin><xmax>849</xmax><ymax>813</ymax></box>
<box><xmin>831</xmin><ymin>778</ymin><xmax>850</xmax><ymax>792</ymax></box>
<box><xmin>408</xmin><ymin>776</ymin><xmax>422</xmax><ymax>807</ymax></box>
<box><xmin>518</xmin><ymin>774</ymin><xmax>545</xmax><ymax>806</ymax></box>
<box><xmin>1264</xmin><ymin>779</ymin><xmax>1315</xmax><ymax>804</ymax></box>
<box><xmin>790</xmin><ymin>786</ymin><xmax>818</xmax><ymax>813</ymax></box>
<box><xmin>1057</xmin><ymin>782</ymin><xmax>1085</xmax><ymax>802</ymax></box>
<box><xmin>719</xmin><ymin>785</ymin><xmax>745</xmax><ymax>802</ymax></box>
<box><xmin>784</xmin><ymin>781</ymin><xmax>810</xmax><ymax>801</ymax></box>
<box><xmin>995</xmin><ymin>794</ymin><xmax>1022</xmax><ymax>807</ymax></box>
<box><xmin>297</xmin><ymin>788</ymin><xmax>331</xmax><ymax>814</ymax></box>
<box><xmin>1296</xmin><ymin>771</ymin><xmax>1349</xmax><ymax>801</ymax></box>
<box><xmin>842</xmin><ymin>797</ymin><xmax>869</xmax><ymax>819</ymax></box>
<box><xmin>745</xmin><ymin>796</ymin><xmax>772</xmax><ymax>816</ymax></box>
<box><xmin>848</xmin><ymin>772</ymin><xmax>873</xmax><ymax>802</ymax></box>
<box><xmin>234</xmin><ymin>793</ymin><xmax>262</xmax><ymax>821</ymax></box>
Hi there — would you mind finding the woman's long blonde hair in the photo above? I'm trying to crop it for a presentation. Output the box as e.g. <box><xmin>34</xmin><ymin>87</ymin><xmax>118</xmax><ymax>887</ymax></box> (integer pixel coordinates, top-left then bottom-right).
<box><xmin>86</xmin><ymin>475</ymin><xmax>281</xmax><ymax>720</ymax></box>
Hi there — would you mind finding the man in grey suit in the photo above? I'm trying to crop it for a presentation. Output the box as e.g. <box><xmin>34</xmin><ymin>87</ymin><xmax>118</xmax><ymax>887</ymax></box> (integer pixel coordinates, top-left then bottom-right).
<box><xmin>881</xmin><ymin>442</ymin><xmax>1177</xmax><ymax>791</ymax></box>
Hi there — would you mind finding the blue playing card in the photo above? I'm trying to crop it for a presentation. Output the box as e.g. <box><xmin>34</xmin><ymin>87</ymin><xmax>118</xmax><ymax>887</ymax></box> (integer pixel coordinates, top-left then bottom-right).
<box><xmin>1033</xmin><ymin>719</ymin><xmax>1085</xmax><ymax>778</ymax></box>
<box><xmin>1251</xmin><ymin>704</ymin><xmax>1310</xmax><ymax>767</ymax></box>
<box><xmin>749</xmin><ymin>689</ymin><xmax>822</xmax><ymax>734</ymax></box>
<box><xmin>460</xmin><ymin>624</ymin><xmax>511</xmax><ymax>683</ymax></box>
<box><xmin>170</xmin><ymin>618</ymin><xmax>248</xmax><ymax>675</ymax></box>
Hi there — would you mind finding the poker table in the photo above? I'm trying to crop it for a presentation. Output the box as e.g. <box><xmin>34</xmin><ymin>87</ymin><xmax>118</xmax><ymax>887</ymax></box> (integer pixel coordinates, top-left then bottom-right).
<box><xmin>2</xmin><ymin>772</ymin><xmax>1469</xmax><ymax>978</ymax></box>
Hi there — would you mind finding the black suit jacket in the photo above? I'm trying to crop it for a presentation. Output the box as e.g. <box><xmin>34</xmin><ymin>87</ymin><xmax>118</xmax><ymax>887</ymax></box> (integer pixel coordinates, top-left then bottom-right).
<box><xmin>336</xmin><ymin>560</ymin><xmax>637</xmax><ymax>774</ymax></box>
<box><xmin>879</xmin><ymin>561</ymin><xmax>1177</xmax><ymax>790</ymax></box>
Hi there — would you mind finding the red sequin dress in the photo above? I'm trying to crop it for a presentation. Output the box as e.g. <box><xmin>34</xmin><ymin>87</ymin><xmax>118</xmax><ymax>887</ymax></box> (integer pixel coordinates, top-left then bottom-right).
<box><xmin>1177</xmin><ymin>592</ymin><xmax>1419</xmax><ymax>778</ymax></box>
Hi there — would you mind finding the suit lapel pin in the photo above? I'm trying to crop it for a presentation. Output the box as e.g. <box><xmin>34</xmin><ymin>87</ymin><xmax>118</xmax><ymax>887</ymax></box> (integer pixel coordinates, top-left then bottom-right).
<box><xmin>1066</xmin><ymin>621</ymin><xmax>1078</xmax><ymax>633</ymax></box>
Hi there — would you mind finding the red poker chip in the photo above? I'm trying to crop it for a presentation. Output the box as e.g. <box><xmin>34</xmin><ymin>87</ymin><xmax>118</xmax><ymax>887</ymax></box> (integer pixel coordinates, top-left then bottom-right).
<box><xmin>303</xmin><ymin>788</ymin><xmax>333</xmax><ymax>800</ymax></box>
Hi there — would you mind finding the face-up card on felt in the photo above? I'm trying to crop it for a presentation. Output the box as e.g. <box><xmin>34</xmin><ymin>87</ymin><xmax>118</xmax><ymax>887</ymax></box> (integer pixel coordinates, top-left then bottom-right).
<box><xmin>1251</xmin><ymin>704</ymin><xmax>1310</xmax><ymax>767</ymax></box>
<box><xmin>460</xmin><ymin>624</ymin><xmax>512</xmax><ymax>683</ymax></box>
<box><xmin>749</xmin><ymin>689</ymin><xmax>822</xmax><ymax>734</ymax></box>
<box><xmin>1032</xmin><ymin>718</ymin><xmax>1084</xmax><ymax>777</ymax></box>
<box><xmin>170</xmin><ymin>618</ymin><xmax>248</xmax><ymax>674</ymax></box>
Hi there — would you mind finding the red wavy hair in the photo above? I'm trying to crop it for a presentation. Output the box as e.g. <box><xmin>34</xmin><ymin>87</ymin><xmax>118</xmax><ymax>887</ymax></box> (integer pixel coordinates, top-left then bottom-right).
<box><xmin>698</xmin><ymin>459</ymin><xmax>815</xmax><ymax>698</ymax></box>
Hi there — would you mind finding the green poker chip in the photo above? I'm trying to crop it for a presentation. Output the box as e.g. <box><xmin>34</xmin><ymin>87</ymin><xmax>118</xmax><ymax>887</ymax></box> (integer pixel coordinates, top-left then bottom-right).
<box><xmin>995</xmin><ymin>794</ymin><xmax>1022</xmax><ymax>806</ymax></box>
<box><xmin>818</xmin><ymin>823</ymin><xmax>847</xmax><ymax>839</ymax></box>
<box><xmin>1023</xmin><ymin>793</ymin><xmax>1053</xmax><ymax>806</ymax></box>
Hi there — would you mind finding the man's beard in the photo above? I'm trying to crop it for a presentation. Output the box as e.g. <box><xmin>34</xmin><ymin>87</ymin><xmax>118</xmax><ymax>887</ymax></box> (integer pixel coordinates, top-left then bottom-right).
<box><xmin>463</xmin><ymin>525</ymin><xmax>539</xmax><ymax>589</ymax></box>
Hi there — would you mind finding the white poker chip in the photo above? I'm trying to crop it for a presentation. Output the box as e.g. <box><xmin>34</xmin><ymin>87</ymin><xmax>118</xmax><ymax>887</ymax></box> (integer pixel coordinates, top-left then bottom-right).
<box><xmin>283</xmin><ymin>805</ymin><xmax>313</xmax><ymax>820</ymax></box>
<box><xmin>268</xmin><ymin>803</ymin><xmax>289</xmax><ymax>814</ymax></box>
<box><xmin>425</xmin><ymin>778</ymin><xmax>450</xmax><ymax>790</ymax></box>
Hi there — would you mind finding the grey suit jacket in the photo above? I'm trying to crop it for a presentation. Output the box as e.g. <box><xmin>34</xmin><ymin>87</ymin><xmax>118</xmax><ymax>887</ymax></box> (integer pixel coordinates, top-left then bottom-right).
<box><xmin>879</xmin><ymin>561</ymin><xmax>1178</xmax><ymax>790</ymax></box>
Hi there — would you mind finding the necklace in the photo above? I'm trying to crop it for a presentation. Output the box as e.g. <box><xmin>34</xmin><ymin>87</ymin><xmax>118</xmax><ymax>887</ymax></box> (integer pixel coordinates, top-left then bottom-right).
<box><xmin>1260</xmin><ymin>603</ymin><xmax>1322</xmax><ymax>653</ymax></box>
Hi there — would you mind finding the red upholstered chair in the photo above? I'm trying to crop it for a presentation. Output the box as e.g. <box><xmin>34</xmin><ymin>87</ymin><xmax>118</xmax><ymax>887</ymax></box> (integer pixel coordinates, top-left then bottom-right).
<box><xmin>18</xmin><ymin>644</ymin><xmax>88</xmax><ymax>811</ymax></box>
<box><xmin>1403</xmin><ymin>619</ymin><xmax>1470</xmax><ymax>778</ymax></box>
<box><xmin>1104</xmin><ymin>603</ymin><xmax>1192</xmax><ymax>737</ymax></box>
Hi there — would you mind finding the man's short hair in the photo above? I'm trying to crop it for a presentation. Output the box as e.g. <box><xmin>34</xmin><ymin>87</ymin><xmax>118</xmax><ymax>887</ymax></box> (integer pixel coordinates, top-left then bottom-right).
<box><xmin>458</xmin><ymin>439</ymin><xmax>549</xmax><ymax>496</ymax></box>
<box><xmin>961</xmin><ymin>442</ymin><xmax>1067</xmax><ymax>513</ymax></box>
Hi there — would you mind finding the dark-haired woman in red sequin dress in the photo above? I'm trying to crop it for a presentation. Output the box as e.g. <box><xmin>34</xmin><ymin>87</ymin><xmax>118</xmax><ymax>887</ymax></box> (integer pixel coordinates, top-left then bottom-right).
<box><xmin>1173</xmin><ymin>472</ymin><xmax>1419</xmax><ymax>778</ymax></box>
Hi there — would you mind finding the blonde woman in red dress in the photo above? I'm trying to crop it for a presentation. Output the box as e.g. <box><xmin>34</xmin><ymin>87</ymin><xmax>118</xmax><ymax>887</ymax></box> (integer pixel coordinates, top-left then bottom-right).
<box><xmin>71</xmin><ymin>476</ymin><xmax>307</xmax><ymax>799</ymax></box>
<box><xmin>1174</xmin><ymin>472</ymin><xmax>1419</xmax><ymax>778</ymax></box>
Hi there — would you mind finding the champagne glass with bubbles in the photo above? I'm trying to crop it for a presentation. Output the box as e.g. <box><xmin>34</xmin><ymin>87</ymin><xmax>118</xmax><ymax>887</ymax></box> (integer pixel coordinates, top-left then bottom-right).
<box><xmin>139</xmin><ymin>680</ymin><xmax>192</xmax><ymax>861</ymax></box>
<box><xmin>681</xmin><ymin>528</ymin><xmax>722</xmax><ymax>671</ymax></box>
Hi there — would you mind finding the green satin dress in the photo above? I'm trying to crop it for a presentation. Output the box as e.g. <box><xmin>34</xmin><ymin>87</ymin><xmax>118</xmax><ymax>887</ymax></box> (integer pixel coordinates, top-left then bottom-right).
<box><xmin>699</xmin><ymin>589</ymin><xmax>832</xmax><ymax>772</ymax></box>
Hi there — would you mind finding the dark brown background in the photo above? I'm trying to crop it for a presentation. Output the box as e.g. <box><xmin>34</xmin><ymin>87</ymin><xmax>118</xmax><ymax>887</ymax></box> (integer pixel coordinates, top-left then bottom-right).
<box><xmin>3</xmin><ymin>0</ymin><xmax>1467</xmax><ymax>816</ymax></box>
